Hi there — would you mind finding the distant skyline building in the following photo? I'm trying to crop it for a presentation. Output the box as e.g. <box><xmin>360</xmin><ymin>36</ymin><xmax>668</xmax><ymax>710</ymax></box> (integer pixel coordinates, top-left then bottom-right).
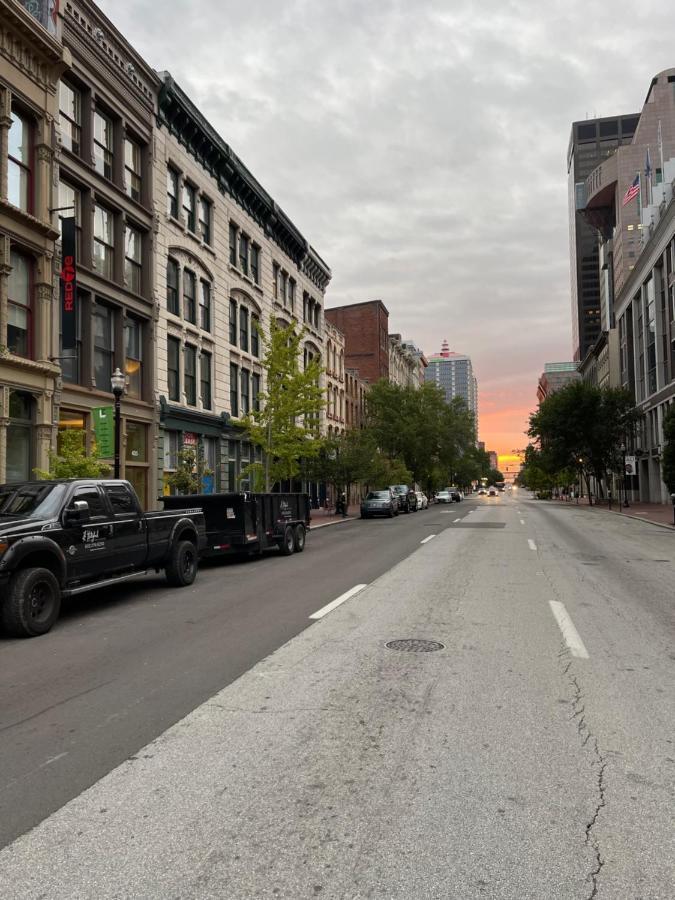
<box><xmin>425</xmin><ymin>340</ymin><xmax>478</xmax><ymax>428</ymax></box>
<box><xmin>537</xmin><ymin>361</ymin><xmax>580</xmax><ymax>403</ymax></box>
<box><xmin>567</xmin><ymin>113</ymin><xmax>639</xmax><ymax>362</ymax></box>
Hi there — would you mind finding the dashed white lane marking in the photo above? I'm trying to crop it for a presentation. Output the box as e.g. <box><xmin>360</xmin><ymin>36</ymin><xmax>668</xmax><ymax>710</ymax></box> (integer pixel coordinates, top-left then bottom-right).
<box><xmin>453</xmin><ymin>518</ymin><xmax>461</xmax><ymax>523</ymax></box>
<box><xmin>309</xmin><ymin>584</ymin><xmax>368</xmax><ymax>620</ymax></box>
<box><xmin>420</xmin><ymin>534</ymin><xmax>436</xmax><ymax>544</ymax></box>
<box><xmin>39</xmin><ymin>752</ymin><xmax>68</xmax><ymax>769</ymax></box>
<box><xmin>548</xmin><ymin>600</ymin><xmax>589</xmax><ymax>658</ymax></box>
<box><xmin>528</xmin><ymin>539</ymin><xmax>537</xmax><ymax>551</ymax></box>
<box><xmin>520</xmin><ymin>519</ymin><xmax>525</xmax><ymax>525</ymax></box>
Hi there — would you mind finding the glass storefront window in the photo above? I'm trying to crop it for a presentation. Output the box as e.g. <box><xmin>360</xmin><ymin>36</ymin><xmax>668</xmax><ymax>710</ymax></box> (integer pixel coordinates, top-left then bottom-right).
<box><xmin>7</xmin><ymin>392</ymin><xmax>33</xmax><ymax>482</ymax></box>
<box><xmin>125</xmin><ymin>422</ymin><xmax>146</xmax><ymax>462</ymax></box>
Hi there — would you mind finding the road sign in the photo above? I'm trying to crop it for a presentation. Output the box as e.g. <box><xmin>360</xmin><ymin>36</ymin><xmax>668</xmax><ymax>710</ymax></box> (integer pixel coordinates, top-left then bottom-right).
<box><xmin>92</xmin><ymin>406</ymin><xmax>114</xmax><ymax>458</ymax></box>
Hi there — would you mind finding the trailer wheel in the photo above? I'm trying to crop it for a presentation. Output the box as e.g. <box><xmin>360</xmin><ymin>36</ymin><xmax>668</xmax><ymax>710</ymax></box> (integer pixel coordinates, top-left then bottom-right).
<box><xmin>165</xmin><ymin>540</ymin><xmax>198</xmax><ymax>586</ymax></box>
<box><xmin>1</xmin><ymin>567</ymin><xmax>61</xmax><ymax>638</ymax></box>
<box><xmin>293</xmin><ymin>524</ymin><xmax>306</xmax><ymax>553</ymax></box>
<box><xmin>280</xmin><ymin>525</ymin><xmax>295</xmax><ymax>556</ymax></box>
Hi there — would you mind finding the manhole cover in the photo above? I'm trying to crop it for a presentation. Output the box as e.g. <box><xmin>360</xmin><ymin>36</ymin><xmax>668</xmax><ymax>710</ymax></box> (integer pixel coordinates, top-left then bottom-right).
<box><xmin>385</xmin><ymin>639</ymin><xmax>445</xmax><ymax>652</ymax></box>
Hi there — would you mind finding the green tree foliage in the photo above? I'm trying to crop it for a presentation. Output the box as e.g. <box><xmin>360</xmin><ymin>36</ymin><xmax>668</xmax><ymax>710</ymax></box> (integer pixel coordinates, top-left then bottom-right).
<box><xmin>305</xmin><ymin>429</ymin><xmax>412</xmax><ymax>496</ymax></box>
<box><xmin>240</xmin><ymin>319</ymin><xmax>325</xmax><ymax>490</ymax></box>
<box><xmin>165</xmin><ymin>446</ymin><xmax>212</xmax><ymax>495</ymax></box>
<box><xmin>365</xmin><ymin>380</ymin><xmax>476</xmax><ymax>489</ymax></box>
<box><xmin>487</xmin><ymin>468</ymin><xmax>504</xmax><ymax>484</ymax></box>
<box><xmin>527</xmin><ymin>381</ymin><xmax>638</xmax><ymax>497</ymax></box>
<box><xmin>35</xmin><ymin>429</ymin><xmax>111</xmax><ymax>479</ymax></box>
<box><xmin>661</xmin><ymin>404</ymin><xmax>675</xmax><ymax>492</ymax></box>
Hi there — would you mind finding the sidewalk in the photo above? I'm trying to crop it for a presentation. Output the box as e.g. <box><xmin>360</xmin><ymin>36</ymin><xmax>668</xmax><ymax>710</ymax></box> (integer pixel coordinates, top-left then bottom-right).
<box><xmin>309</xmin><ymin>504</ymin><xmax>358</xmax><ymax>528</ymax></box>
<box><xmin>552</xmin><ymin>496</ymin><xmax>675</xmax><ymax>529</ymax></box>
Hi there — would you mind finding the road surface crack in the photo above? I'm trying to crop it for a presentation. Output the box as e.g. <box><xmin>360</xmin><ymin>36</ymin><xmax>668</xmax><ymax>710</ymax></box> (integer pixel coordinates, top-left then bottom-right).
<box><xmin>566</xmin><ymin>666</ymin><xmax>607</xmax><ymax>899</ymax></box>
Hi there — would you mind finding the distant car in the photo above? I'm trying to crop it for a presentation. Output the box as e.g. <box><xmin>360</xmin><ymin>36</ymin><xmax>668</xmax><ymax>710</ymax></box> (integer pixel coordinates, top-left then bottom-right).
<box><xmin>488</xmin><ymin>486</ymin><xmax>498</xmax><ymax>497</ymax></box>
<box><xmin>390</xmin><ymin>484</ymin><xmax>417</xmax><ymax>513</ymax></box>
<box><xmin>361</xmin><ymin>490</ymin><xmax>398</xmax><ymax>519</ymax></box>
<box><xmin>435</xmin><ymin>490</ymin><xmax>452</xmax><ymax>503</ymax></box>
<box><xmin>416</xmin><ymin>491</ymin><xmax>428</xmax><ymax>509</ymax></box>
<box><xmin>447</xmin><ymin>487</ymin><xmax>463</xmax><ymax>502</ymax></box>
<box><xmin>477</xmin><ymin>487</ymin><xmax>488</xmax><ymax>496</ymax></box>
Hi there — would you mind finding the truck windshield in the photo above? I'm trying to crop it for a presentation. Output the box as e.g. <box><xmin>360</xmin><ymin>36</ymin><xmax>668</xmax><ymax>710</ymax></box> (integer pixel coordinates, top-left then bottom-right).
<box><xmin>0</xmin><ymin>483</ymin><xmax>67</xmax><ymax>519</ymax></box>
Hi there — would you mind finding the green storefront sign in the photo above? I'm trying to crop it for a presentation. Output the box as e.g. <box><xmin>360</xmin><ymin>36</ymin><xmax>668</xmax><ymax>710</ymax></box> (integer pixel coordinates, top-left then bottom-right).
<box><xmin>92</xmin><ymin>406</ymin><xmax>114</xmax><ymax>458</ymax></box>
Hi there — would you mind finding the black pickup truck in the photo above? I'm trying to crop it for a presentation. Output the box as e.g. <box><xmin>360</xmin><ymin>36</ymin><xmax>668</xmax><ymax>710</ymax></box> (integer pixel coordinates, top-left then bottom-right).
<box><xmin>0</xmin><ymin>479</ymin><xmax>206</xmax><ymax>638</ymax></box>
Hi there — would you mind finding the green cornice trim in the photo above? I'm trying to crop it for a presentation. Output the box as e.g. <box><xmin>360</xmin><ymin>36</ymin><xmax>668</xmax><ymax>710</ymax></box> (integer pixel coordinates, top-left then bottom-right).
<box><xmin>157</xmin><ymin>72</ymin><xmax>331</xmax><ymax>292</ymax></box>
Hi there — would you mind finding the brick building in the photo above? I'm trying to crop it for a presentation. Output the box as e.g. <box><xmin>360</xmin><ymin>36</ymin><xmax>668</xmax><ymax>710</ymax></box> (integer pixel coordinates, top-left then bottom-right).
<box><xmin>326</xmin><ymin>299</ymin><xmax>389</xmax><ymax>384</ymax></box>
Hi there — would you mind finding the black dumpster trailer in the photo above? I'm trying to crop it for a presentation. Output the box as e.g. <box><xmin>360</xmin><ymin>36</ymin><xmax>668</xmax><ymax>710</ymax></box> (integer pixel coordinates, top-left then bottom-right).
<box><xmin>162</xmin><ymin>492</ymin><xmax>311</xmax><ymax>558</ymax></box>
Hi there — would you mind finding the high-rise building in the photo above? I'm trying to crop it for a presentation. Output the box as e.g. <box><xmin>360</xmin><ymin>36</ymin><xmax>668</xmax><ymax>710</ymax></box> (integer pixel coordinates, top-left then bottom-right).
<box><xmin>536</xmin><ymin>361</ymin><xmax>580</xmax><ymax>403</ymax></box>
<box><xmin>425</xmin><ymin>341</ymin><xmax>478</xmax><ymax>423</ymax></box>
<box><xmin>568</xmin><ymin>113</ymin><xmax>639</xmax><ymax>361</ymax></box>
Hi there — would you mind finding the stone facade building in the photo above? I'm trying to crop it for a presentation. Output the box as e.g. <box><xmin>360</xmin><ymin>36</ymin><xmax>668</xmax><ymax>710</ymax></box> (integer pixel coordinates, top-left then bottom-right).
<box><xmin>54</xmin><ymin>0</ymin><xmax>159</xmax><ymax>505</ymax></box>
<box><xmin>0</xmin><ymin>0</ymin><xmax>68</xmax><ymax>482</ymax></box>
<box><xmin>154</xmin><ymin>74</ymin><xmax>331</xmax><ymax>497</ymax></box>
<box><xmin>388</xmin><ymin>333</ymin><xmax>423</xmax><ymax>389</ymax></box>
<box><xmin>324</xmin><ymin>318</ymin><xmax>345</xmax><ymax>436</ymax></box>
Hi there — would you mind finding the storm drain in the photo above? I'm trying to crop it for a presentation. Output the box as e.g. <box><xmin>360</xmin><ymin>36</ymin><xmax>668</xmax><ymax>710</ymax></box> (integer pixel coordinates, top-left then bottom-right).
<box><xmin>385</xmin><ymin>639</ymin><xmax>445</xmax><ymax>652</ymax></box>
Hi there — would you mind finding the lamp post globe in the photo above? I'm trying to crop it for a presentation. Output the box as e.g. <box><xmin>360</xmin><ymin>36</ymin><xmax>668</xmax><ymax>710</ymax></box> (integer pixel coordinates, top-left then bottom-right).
<box><xmin>111</xmin><ymin>368</ymin><xmax>125</xmax><ymax>478</ymax></box>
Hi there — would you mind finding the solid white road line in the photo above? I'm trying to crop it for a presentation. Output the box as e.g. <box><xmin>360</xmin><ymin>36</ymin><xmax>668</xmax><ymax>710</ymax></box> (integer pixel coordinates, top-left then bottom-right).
<box><xmin>520</xmin><ymin>519</ymin><xmax>525</xmax><ymax>525</ymax></box>
<box><xmin>548</xmin><ymin>600</ymin><xmax>589</xmax><ymax>658</ymax></box>
<box><xmin>528</xmin><ymin>539</ymin><xmax>537</xmax><ymax>551</ymax></box>
<box><xmin>420</xmin><ymin>534</ymin><xmax>436</xmax><ymax>544</ymax></box>
<box><xmin>309</xmin><ymin>584</ymin><xmax>368</xmax><ymax>620</ymax></box>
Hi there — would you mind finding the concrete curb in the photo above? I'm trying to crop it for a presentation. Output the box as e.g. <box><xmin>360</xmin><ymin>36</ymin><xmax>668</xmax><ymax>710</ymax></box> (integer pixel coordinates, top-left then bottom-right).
<box><xmin>549</xmin><ymin>498</ymin><xmax>675</xmax><ymax>532</ymax></box>
<box><xmin>309</xmin><ymin>515</ymin><xmax>356</xmax><ymax>530</ymax></box>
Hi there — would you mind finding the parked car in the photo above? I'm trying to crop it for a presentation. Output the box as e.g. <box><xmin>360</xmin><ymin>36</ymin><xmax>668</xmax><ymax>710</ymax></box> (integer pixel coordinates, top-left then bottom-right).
<box><xmin>477</xmin><ymin>487</ymin><xmax>488</xmax><ymax>496</ymax></box>
<box><xmin>163</xmin><ymin>492</ymin><xmax>310</xmax><ymax>557</ymax></box>
<box><xmin>435</xmin><ymin>490</ymin><xmax>452</xmax><ymax>503</ymax></box>
<box><xmin>361</xmin><ymin>490</ymin><xmax>398</xmax><ymax>518</ymax></box>
<box><xmin>416</xmin><ymin>491</ymin><xmax>428</xmax><ymax>509</ymax></box>
<box><xmin>447</xmin><ymin>487</ymin><xmax>463</xmax><ymax>502</ymax></box>
<box><xmin>389</xmin><ymin>484</ymin><xmax>417</xmax><ymax>513</ymax></box>
<box><xmin>488</xmin><ymin>486</ymin><xmax>498</xmax><ymax>496</ymax></box>
<box><xmin>0</xmin><ymin>479</ymin><xmax>206</xmax><ymax>638</ymax></box>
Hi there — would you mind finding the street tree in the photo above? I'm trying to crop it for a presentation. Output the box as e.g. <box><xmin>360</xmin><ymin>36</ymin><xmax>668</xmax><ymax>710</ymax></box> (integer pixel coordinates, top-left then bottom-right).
<box><xmin>527</xmin><ymin>381</ymin><xmax>638</xmax><ymax>499</ymax></box>
<box><xmin>35</xmin><ymin>430</ymin><xmax>111</xmax><ymax>479</ymax></box>
<box><xmin>240</xmin><ymin>319</ymin><xmax>325</xmax><ymax>491</ymax></box>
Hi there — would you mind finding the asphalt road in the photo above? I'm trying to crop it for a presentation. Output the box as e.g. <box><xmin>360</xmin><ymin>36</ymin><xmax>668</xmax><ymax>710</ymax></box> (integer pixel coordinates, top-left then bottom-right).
<box><xmin>1</xmin><ymin>493</ymin><xmax>673</xmax><ymax>899</ymax></box>
<box><xmin>0</xmin><ymin>499</ymin><xmax>472</xmax><ymax>849</ymax></box>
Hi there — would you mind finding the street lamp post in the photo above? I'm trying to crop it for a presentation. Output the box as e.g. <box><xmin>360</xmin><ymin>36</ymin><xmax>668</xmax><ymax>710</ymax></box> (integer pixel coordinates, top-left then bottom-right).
<box><xmin>621</xmin><ymin>443</ymin><xmax>629</xmax><ymax>508</ymax></box>
<box><xmin>671</xmin><ymin>493</ymin><xmax>675</xmax><ymax>527</ymax></box>
<box><xmin>111</xmin><ymin>367</ymin><xmax>126</xmax><ymax>479</ymax></box>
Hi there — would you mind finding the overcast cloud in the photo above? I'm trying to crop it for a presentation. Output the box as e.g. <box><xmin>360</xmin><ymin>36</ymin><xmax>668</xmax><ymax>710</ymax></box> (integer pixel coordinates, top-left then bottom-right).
<box><xmin>100</xmin><ymin>0</ymin><xmax>675</xmax><ymax>460</ymax></box>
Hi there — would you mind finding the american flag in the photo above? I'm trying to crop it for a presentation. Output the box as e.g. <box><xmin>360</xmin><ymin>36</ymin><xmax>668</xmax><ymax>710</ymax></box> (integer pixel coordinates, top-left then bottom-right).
<box><xmin>622</xmin><ymin>174</ymin><xmax>640</xmax><ymax>206</ymax></box>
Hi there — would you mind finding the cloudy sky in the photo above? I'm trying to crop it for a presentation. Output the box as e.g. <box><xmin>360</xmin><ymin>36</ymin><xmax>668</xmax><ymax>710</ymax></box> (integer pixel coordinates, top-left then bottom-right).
<box><xmin>101</xmin><ymin>0</ymin><xmax>675</xmax><ymax>465</ymax></box>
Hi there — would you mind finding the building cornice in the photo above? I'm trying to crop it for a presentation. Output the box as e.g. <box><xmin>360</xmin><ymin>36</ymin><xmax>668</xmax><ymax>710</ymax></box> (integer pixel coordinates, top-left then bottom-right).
<box><xmin>157</xmin><ymin>73</ymin><xmax>331</xmax><ymax>292</ymax></box>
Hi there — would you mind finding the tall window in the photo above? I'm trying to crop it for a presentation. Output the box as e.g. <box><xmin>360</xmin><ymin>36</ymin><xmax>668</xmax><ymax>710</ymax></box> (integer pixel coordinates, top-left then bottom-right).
<box><xmin>252</xmin><ymin>372</ymin><xmax>261</xmax><ymax>411</ymax></box>
<box><xmin>93</xmin><ymin>303</ymin><xmax>114</xmax><ymax>391</ymax></box>
<box><xmin>124</xmin><ymin>317</ymin><xmax>142</xmax><ymax>399</ymax></box>
<box><xmin>239</xmin><ymin>233</ymin><xmax>249</xmax><ymax>275</ymax></box>
<box><xmin>124</xmin><ymin>138</ymin><xmax>142</xmax><ymax>202</ymax></box>
<box><xmin>229</xmin><ymin>298</ymin><xmax>237</xmax><ymax>344</ymax></box>
<box><xmin>229</xmin><ymin>223</ymin><xmax>237</xmax><ymax>265</ymax></box>
<box><xmin>167</xmin><ymin>258</ymin><xmax>179</xmax><ymax>315</ymax></box>
<box><xmin>124</xmin><ymin>226</ymin><xmax>142</xmax><ymax>293</ymax></box>
<box><xmin>273</xmin><ymin>263</ymin><xmax>279</xmax><ymax>299</ymax></box>
<box><xmin>184</xmin><ymin>345</ymin><xmax>197</xmax><ymax>405</ymax></box>
<box><xmin>93</xmin><ymin>205</ymin><xmax>114</xmax><ymax>279</ymax></box>
<box><xmin>251</xmin><ymin>245</ymin><xmax>260</xmax><ymax>284</ymax></box>
<box><xmin>200</xmin><ymin>280</ymin><xmax>211</xmax><ymax>332</ymax></box>
<box><xmin>8</xmin><ymin>108</ymin><xmax>31</xmax><ymax>212</ymax></box>
<box><xmin>183</xmin><ymin>270</ymin><xmax>196</xmax><ymax>324</ymax></box>
<box><xmin>57</xmin><ymin>181</ymin><xmax>82</xmax><ymax>256</ymax></box>
<box><xmin>199</xmin><ymin>198</ymin><xmax>211</xmax><ymax>245</ymax></box>
<box><xmin>241</xmin><ymin>369</ymin><xmax>250</xmax><ymax>415</ymax></box>
<box><xmin>200</xmin><ymin>351</ymin><xmax>212</xmax><ymax>410</ymax></box>
<box><xmin>93</xmin><ymin>110</ymin><xmax>113</xmax><ymax>180</ymax></box>
<box><xmin>230</xmin><ymin>362</ymin><xmax>239</xmax><ymax>416</ymax></box>
<box><xmin>167</xmin><ymin>336</ymin><xmax>180</xmax><ymax>401</ymax></box>
<box><xmin>167</xmin><ymin>167</ymin><xmax>179</xmax><ymax>217</ymax></box>
<box><xmin>182</xmin><ymin>183</ymin><xmax>196</xmax><ymax>232</ymax></box>
<box><xmin>59</xmin><ymin>81</ymin><xmax>81</xmax><ymax>156</ymax></box>
<box><xmin>251</xmin><ymin>315</ymin><xmax>260</xmax><ymax>357</ymax></box>
<box><xmin>239</xmin><ymin>306</ymin><xmax>249</xmax><ymax>352</ymax></box>
<box><xmin>8</xmin><ymin>250</ymin><xmax>31</xmax><ymax>358</ymax></box>
<box><xmin>289</xmin><ymin>278</ymin><xmax>296</xmax><ymax>312</ymax></box>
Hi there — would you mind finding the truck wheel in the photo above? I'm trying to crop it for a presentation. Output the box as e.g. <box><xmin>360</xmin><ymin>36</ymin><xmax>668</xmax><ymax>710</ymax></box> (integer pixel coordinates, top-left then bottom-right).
<box><xmin>165</xmin><ymin>540</ymin><xmax>198</xmax><ymax>587</ymax></box>
<box><xmin>280</xmin><ymin>526</ymin><xmax>295</xmax><ymax>556</ymax></box>
<box><xmin>293</xmin><ymin>524</ymin><xmax>306</xmax><ymax>553</ymax></box>
<box><xmin>1</xmin><ymin>568</ymin><xmax>61</xmax><ymax>638</ymax></box>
